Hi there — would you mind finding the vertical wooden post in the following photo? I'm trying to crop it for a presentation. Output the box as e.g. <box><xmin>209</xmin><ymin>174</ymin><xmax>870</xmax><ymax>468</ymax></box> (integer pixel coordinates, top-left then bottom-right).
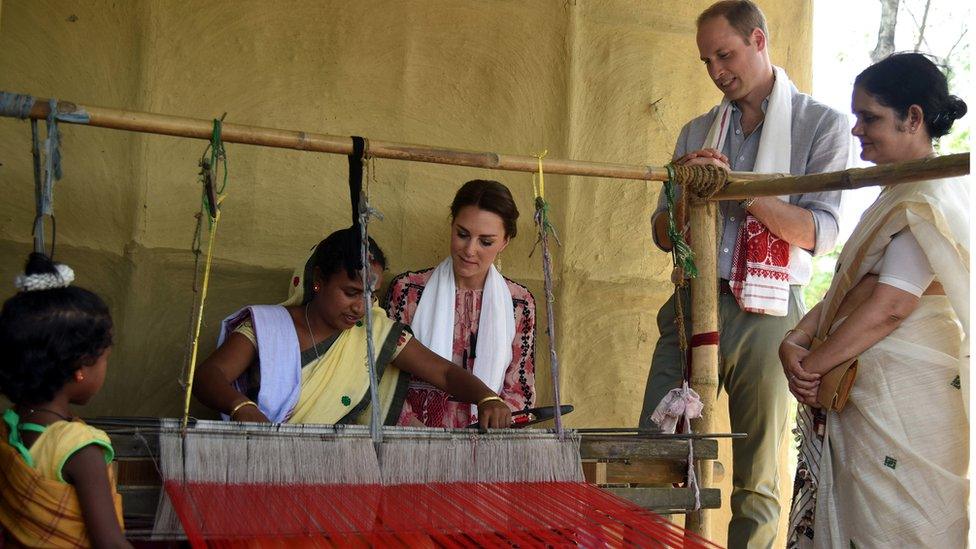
<box><xmin>684</xmin><ymin>197</ymin><xmax>719</xmax><ymax>540</ymax></box>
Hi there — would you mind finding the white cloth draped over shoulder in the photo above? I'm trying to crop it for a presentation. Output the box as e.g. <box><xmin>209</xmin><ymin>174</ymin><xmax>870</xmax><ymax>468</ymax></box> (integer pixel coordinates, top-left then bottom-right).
<box><xmin>218</xmin><ymin>305</ymin><xmax>301</xmax><ymax>423</ymax></box>
<box><xmin>411</xmin><ymin>257</ymin><xmax>515</xmax><ymax>419</ymax></box>
<box><xmin>705</xmin><ymin>66</ymin><xmax>813</xmax><ymax>316</ymax></box>
<box><xmin>788</xmin><ymin>175</ymin><xmax>970</xmax><ymax>547</ymax></box>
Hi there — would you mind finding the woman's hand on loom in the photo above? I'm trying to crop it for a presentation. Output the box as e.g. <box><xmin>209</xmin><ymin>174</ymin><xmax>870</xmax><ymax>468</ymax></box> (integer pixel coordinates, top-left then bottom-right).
<box><xmin>477</xmin><ymin>398</ymin><xmax>513</xmax><ymax>429</ymax></box>
<box><xmin>404</xmin><ymin>415</ymin><xmax>427</xmax><ymax>428</ymax></box>
<box><xmin>194</xmin><ymin>331</ymin><xmax>263</xmax><ymax>418</ymax></box>
<box><xmin>232</xmin><ymin>404</ymin><xmax>271</xmax><ymax>423</ymax></box>
<box><xmin>395</xmin><ymin>339</ymin><xmax>515</xmax><ymax>426</ymax></box>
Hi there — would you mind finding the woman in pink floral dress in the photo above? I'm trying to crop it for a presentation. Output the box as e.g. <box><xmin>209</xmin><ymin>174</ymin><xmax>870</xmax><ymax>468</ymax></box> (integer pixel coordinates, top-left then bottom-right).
<box><xmin>386</xmin><ymin>180</ymin><xmax>536</xmax><ymax>428</ymax></box>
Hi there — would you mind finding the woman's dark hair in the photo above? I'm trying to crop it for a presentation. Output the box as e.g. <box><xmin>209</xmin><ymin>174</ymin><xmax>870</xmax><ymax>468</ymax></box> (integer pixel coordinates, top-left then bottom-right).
<box><xmin>311</xmin><ymin>227</ymin><xmax>387</xmax><ymax>282</ymax></box>
<box><xmin>450</xmin><ymin>179</ymin><xmax>520</xmax><ymax>239</ymax></box>
<box><xmin>0</xmin><ymin>253</ymin><xmax>113</xmax><ymax>404</ymax></box>
<box><xmin>855</xmin><ymin>52</ymin><xmax>968</xmax><ymax>138</ymax></box>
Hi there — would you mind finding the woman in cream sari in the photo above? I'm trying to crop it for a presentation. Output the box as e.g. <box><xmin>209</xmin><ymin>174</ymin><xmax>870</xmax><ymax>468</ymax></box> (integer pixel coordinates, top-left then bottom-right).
<box><xmin>192</xmin><ymin>228</ymin><xmax>512</xmax><ymax>429</ymax></box>
<box><xmin>781</xmin><ymin>53</ymin><xmax>969</xmax><ymax>547</ymax></box>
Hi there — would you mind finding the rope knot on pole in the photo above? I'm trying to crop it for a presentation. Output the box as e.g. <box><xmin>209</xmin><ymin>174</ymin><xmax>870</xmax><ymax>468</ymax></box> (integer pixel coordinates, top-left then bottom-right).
<box><xmin>672</xmin><ymin>164</ymin><xmax>729</xmax><ymax>200</ymax></box>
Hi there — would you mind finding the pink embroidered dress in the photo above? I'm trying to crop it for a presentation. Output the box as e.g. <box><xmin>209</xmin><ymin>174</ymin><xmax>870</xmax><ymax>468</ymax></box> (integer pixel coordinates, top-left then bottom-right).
<box><xmin>385</xmin><ymin>268</ymin><xmax>536</xmax><ymax>427</ymax></box>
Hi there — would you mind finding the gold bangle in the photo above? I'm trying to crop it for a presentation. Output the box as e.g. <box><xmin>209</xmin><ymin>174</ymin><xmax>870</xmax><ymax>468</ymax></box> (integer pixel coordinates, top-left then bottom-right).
<box><xmin>477</xmin><ymin>395</ymin><xmax>504</xmax><ymax>407</ymax></box>
<box><xmin>229</xmin><ymin>400</ymin><xmax>257</xmax><ymax>418</ymax></box>
<box><xmin>786</xmin><ymin>327</ymin><xmax>813</xmax><ymax>342</ymax></box>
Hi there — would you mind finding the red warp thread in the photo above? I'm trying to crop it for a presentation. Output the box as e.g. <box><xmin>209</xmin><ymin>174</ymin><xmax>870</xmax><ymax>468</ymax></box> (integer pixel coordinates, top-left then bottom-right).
<box><xmin>164</xmin><ymin>481</ymin><xmax>722</xmax><ymax>548</ymax></box>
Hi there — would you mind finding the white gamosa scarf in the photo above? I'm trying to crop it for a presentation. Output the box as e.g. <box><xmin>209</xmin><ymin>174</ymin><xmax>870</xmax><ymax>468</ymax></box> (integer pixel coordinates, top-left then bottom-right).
<box><xmin>704</xmin><ymin>66</ymin><xmax>813</xmax><ymax>316</ymax></box>
<box><xmin>411</xmin><ymin>257</ymin><xmax>515</xmax><ymax>418</ymax></box>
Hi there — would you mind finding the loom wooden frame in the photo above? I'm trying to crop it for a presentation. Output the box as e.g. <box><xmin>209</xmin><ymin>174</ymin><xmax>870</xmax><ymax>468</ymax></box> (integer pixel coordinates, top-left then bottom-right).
<box><xmin>93</xmin><ymin>418</ymin><xmax>726</xmax><ymax>538</ymax></box>
<box><xmin>7</xmin><ymin>95</ymin><xmax>968</xmax><ymax>192</ymax></box>
<box><xmin>3</xmin><ymin>92</ymin><xmax>970</xmax><ymax>540</ymax></box>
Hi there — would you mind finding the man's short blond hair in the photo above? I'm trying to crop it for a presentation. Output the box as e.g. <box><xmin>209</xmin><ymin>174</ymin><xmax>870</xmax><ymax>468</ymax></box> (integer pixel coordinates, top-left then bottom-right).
<box><xmin>697</xmin><ymin>0</ymin><xmax>770</xmax><ymax>45</ymax></box>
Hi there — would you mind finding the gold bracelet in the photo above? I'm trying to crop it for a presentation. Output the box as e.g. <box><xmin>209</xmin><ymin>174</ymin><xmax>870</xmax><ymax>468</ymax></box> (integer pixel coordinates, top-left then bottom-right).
<box><xmin>229</xmin><ymin>400</ymin><xmax>258</xmax><ymax>418</ymax></box>
<box><xmin>786</xmin><ymin>327</ymin><xmax>813</xmax><ymax>342</ymax></box>
<box><xmin>477</xmin><ymin>395</ymin><xmax>505</xmax><ymax>407</ymax></box>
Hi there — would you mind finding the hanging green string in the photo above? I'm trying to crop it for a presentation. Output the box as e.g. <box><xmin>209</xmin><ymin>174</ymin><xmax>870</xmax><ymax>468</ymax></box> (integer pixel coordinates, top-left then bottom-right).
<box><xmin>534</xmin><ymin>196</ymin><xmax>560</xmax><ymax>244</ymax></box>
<box><xmin>530</xmin><ymin>151</ymin><xmax>565</xmax><ymax>437</ymax></box>
<box><xmin>530</xmin><ymin>152</ymin><xmax>562</xmax><ymax>303</ymax></box>
<box><xmin>182</xmin><ymin>117</ymin><xmax>229</xmax><ymax>397</ymax></box>
<box><xmin>664</xmin><ymin>163</ymin><xmax>698</xmax><ymax>279</ymax></box>
<box><xmin>181</xmin><ymin>116</ymin><xmax>230</xmax><ymax>431</ymax></box>
<box><xmin>199</xmin><ymin>116</ymin><xmax>228</xmax><ymax>225</ymax></box>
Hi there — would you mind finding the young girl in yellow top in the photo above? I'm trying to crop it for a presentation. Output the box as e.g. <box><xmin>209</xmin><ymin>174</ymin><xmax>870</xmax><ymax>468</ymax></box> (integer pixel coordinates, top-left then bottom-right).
<box><xmin>0</xmin><ymin>253</ymin><xmax>129</xmax><ymax>548</ymax></box>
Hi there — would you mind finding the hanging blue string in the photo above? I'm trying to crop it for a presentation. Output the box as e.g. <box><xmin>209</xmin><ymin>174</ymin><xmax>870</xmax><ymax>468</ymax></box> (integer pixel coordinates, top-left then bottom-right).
<box><xmin>0</xmin><ymin>92</ymin><xmax>35</xmax><ymax>119</ymax></box>
<box><xmin>41</xmin><ymin>99</ymin><xmax>63</xmax><ymax>214</ymax></box>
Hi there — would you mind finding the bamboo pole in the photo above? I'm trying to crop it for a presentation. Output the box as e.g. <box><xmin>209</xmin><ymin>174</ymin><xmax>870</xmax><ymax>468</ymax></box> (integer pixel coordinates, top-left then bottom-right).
<box><xmin>683</xmin><ymin>198</ymin><xmax>720</xmax><ymax>539</ymax></box>
<box><xmin>3</xmin><ymin>93</ymin><xmax>967</xmax><ymax>191</ymax></box>
<box><xmin>7</xmin><ymin>94</ymin><xmax>687</xmax><ymax>181</ymax></box>
<box><xmin>713</xmin><ymin>152</ymin><xmax>969</xmax><ymax>199</ymax></box>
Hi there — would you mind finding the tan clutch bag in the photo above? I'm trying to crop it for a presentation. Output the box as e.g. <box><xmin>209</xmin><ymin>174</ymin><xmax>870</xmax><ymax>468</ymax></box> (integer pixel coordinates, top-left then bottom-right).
<box><xmin>809</xmin><ymin>336</ymin><xmax>858</xmax><ymax>412</ymax></box>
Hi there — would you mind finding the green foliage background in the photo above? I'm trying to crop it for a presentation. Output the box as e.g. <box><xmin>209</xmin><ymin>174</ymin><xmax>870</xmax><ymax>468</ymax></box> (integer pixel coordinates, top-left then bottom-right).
<box><xmin>803</xmin><ymin>246</ymin><xmax>842</xmax><ymax>310</ymax></box>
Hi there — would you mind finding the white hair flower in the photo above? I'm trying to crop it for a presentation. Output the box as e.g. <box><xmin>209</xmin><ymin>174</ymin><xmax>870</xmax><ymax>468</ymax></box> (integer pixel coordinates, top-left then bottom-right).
<box><xmin>14</xmin><ymin>263</ymin><xmax>75</xmax><ymax>292</ymax></box>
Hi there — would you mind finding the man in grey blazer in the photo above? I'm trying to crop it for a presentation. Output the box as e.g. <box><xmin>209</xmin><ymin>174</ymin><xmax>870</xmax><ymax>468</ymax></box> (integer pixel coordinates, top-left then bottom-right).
<box><xmin>640</xmin><ymin>1</ymin><xmax>850</xmax><ymax>547</ymax></box>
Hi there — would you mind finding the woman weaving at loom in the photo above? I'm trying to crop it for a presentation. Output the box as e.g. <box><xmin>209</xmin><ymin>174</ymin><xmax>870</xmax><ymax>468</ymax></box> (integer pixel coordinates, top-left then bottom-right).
<box><xmin>386</xmin><ymin>179</ymin><xmax>536</xmax><ymax>428</ymax></box>
<box><xmin>781</xmin><ymin>53</ymin><xmax>969</xmax><ymax>547</ymax></box>
<box><xmin>192</xmin><ymin>227</ymin><xmax>512</xmax><ymax>429</ymax></box>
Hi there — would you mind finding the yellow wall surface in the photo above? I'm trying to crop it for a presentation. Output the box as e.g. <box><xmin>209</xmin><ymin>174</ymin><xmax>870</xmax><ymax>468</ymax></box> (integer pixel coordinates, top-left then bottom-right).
<box><xmin>0</xmin><ymin>1</ymin><xmax>813</xmax><ymax>544</ymax></box>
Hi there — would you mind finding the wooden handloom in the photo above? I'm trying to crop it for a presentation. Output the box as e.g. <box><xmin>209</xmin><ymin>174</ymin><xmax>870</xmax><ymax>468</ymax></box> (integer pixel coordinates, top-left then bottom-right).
<box><xmin>1</xmin><ymin>91</ymin><xmax>969</xmax><ymax>545</ymax></box>
<box><xmin>90</xmin><ymin>418</ymin><xmax>734</xmax><ymax>539</ymax></box>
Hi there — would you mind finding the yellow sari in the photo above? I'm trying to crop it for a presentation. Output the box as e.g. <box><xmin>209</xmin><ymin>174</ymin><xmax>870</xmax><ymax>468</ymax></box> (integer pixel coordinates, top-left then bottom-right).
<box><xmin>225</xmin><ymin>249</ymin><xmax>409</xmax><ymax>425</ymax></box>
<box><xmin>289</xmin><ymin>305</ymin><xmax>409</xmax><ymax>425</ymax></box>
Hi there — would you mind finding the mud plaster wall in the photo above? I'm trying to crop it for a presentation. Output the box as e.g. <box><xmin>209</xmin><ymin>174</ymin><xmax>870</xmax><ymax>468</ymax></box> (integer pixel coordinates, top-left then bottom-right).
<box><xmin>0</xmin><ymin>1</ymin><xmax>813</xmax><ymax>544</ymax></box>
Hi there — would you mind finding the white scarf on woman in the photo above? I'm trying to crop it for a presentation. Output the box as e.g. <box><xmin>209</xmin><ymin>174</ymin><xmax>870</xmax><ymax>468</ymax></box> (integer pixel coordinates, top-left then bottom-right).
<box><xmin>704</xmin><ymin>65</ymin><xmax>813</xmax><ymax>315</ymax></box>
<box><xmin>411</xmin><ymin>257</ymin><xmax>515</xmax><ymax>418</ymax></box>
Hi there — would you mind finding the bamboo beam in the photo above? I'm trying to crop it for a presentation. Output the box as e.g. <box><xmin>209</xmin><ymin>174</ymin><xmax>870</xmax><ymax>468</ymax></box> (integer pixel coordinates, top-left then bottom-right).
<box><xmin>684</xmin><ymin>197</ymin><xmax>720</xmax><ymax>539</ymax></box>
<box><xmin>713</xmin><ymin>153</ymin><xmax>970</xmax><ymax>199</ymax></box>
<box><xmin>4</xmin><ymin>92</ymin><xmax>967</xmax><ymax>194</ymax></box>
<box><xmin>5</xmin><ymin>93</ymin><xmax>692</xmax><ymax>181</ymax></box>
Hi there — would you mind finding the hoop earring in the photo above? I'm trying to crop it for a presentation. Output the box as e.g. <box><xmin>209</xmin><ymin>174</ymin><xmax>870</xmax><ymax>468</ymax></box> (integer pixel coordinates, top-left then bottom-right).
<box><xmin>313</xmin><ymin>283</ymin><xmax>321</xmax><ymax>292</ymax></box>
